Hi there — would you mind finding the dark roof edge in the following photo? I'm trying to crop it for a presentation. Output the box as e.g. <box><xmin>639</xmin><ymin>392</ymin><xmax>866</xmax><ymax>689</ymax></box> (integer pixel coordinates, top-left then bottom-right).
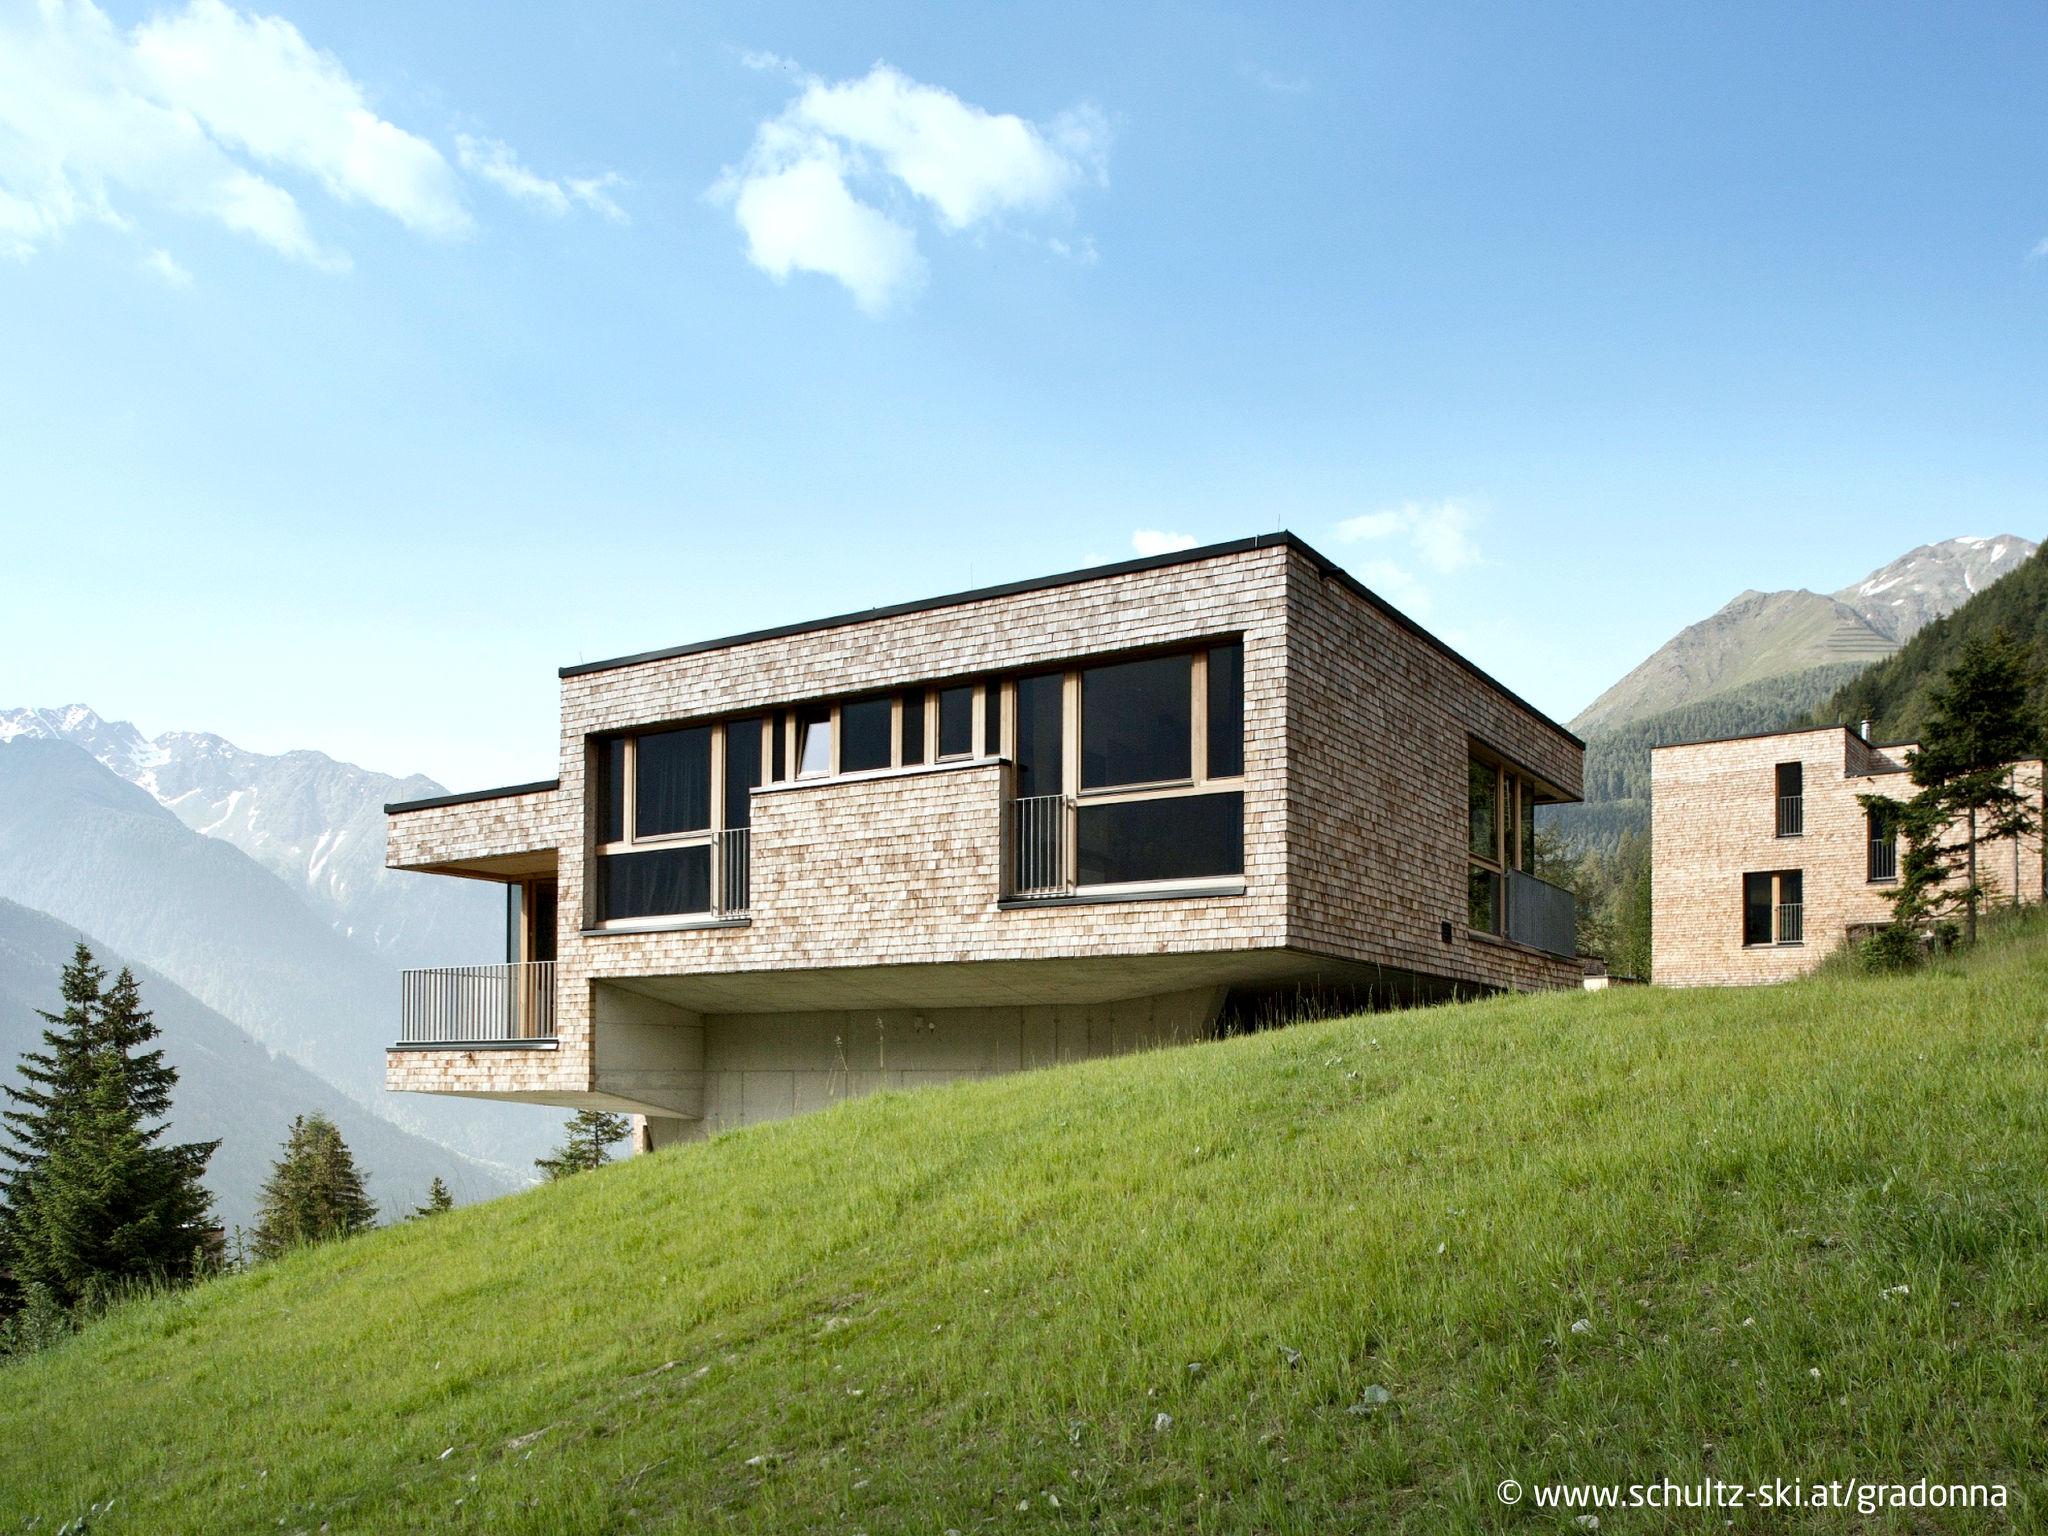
<box><xmin>1282</xmin><ymin>538</ymin><xmax>1585</xmax><ymax>751</ymax></box>
<box><xmin>559</xmin><ymin>534</ymin><xmax>1283</xmax><ymax>678</ymax></box>
<box><xmin>386</xmin><ymin>778</ymin><xmax>559</xmax><ymax>816</ymax></box>
<box><xmin>556</xmin><ymin>530</ymin><xmax>1583</xmax><ymax>749</ymax></box>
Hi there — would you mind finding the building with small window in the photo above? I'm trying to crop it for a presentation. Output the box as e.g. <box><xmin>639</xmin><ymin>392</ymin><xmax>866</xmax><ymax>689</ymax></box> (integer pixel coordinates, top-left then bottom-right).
<box><xmin>385</xmin><ymin>535</ymin><xmax>1585</xmax><ymax>1146</ymax></box>
<box><xmin>1650</xmin><ymin>725</ymin><xmax>2046</xmax><ymax>986</ymax></box>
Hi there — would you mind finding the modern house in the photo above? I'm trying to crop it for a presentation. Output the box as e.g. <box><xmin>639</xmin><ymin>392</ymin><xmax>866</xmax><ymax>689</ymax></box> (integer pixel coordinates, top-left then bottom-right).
<box><xmin>1651</xmin><ymin>724</ymin><xmax>2046</xmax><ymax>986</ymax></box>
<box><xmin>385</xmin><ymin>534</ymin><xmax>1585</xmax><ymax>1148</ymax></box>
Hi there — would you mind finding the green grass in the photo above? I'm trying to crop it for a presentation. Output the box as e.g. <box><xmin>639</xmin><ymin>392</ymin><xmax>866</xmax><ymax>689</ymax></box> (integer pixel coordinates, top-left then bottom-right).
<box><xmin>7</xmin><ymin>919</ymin><xmax>2048</xmax><ymax>1534</ymax></box>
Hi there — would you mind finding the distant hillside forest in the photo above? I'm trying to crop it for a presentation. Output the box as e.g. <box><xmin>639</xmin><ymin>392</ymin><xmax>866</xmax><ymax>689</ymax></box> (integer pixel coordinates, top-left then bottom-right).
<box><xmin>1807</xmin><ymin>543</ymin><xmax>2048</xmax><ymax>743</ymax></box>
<box><xmin>1546</xmin><ymin>541</ymin><xmax>2047</xmax><ymax>856</ymax></box>
<box><xmin>1540</xmin><ymin>662</ymin><xmax>1869</xmax><ymax>848</ymax></box>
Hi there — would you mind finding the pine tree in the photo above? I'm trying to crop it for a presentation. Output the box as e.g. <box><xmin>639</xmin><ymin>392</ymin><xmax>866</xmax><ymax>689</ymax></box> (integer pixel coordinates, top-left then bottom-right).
<box><xmin>411</xmin><ymin>1177</ymin><xmax>454</xmax><ymax>1219</ymax></box>
<box><xmin>251</xmin><ymin>1114</ymin><xmax>377</xmax><ymax>1259</ymax></box>
<box><xmin>0</xmin><ymin>950</ymin><xmax>217</xmax><ymax>1310</ymax></box>
<box><xmin>534</xmin><ymin>1110</ymin><xmax>631</xmax><ymax>1180</ymax></box>
<box><xmin>1866</xmin><ymin>630</ymin><xmax>2045</xmax><ymax>945</ymax></box>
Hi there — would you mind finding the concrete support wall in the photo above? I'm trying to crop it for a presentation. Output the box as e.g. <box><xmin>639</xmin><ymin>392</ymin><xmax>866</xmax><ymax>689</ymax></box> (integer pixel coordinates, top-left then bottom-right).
<box><xmin>625</xmin><ymin>985</ymin><xmax>1225</xmax><ymax>1146</ymax></box>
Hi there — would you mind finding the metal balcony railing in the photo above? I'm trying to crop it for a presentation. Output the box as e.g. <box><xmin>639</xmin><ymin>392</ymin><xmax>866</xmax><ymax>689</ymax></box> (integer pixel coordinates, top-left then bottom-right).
<box><xmin>1776</xmin><ymin>902</ymin><xmax>1804</xmax><ymax>945</ymax></box>
<box><xmin>1777</xmin><ymin>795</ymin><xmax>1804</xmax><ymax>837</ymax></box>
<box><xmin>398</xmin><ymin>961</ymin><xmax>555</xmax><ymax>1046</ymax></box>
<box><xmin>1868</xmin><ymin>837</ymin><xmax>1898</xmax><ymax>883</ymax></box>
<box><xmin>719</xmin><ymin>827</ymin><xmax>752</xmax><ymax>914</ymax></box>
<box><xmin>1502</xmin><ymin>868</ymin><xmax>1578</xmax><ymax>958</ymax></box>
<box><xmin>1009</xmin><ymin>793</ymin><xmax>1073</xmax><ymax>898</ymax></box>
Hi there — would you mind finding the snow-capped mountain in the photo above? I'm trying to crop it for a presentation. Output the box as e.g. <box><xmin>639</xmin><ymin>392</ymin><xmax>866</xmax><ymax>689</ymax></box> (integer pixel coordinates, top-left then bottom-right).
<box><xmin>1832</xmin><ymin>534</ymin><xmax>2038</xmax><ymax>643</ymax></box>
<box><xmin>1570</xmin><ymin>532</ymin><xmax>2037</xmax><ymax>736</ymax></box>
<box><xmin>0</xmin><ymin>705</ymin><xmax>501</xmax><ymax>973</ymax></box>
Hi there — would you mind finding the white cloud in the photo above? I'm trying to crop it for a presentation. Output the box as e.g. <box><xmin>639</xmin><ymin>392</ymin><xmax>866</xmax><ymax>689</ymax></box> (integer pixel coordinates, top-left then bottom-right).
<box><xmin>131</xmin><ymin>0</ymin><xmax>468</xmax><ymax>238</ymax></box>
<box><xmin>1333</xmin><ymin>500</ymin><xmax>1482</xmax><ymax>574</ymax></box>
<box><xmin>1131</xmin><ymin>529</ymin><xmax>1198</xmax><ymax>557</ymax></box>
<box><xmin>1243</xmin><ymin>64</ymin><xmax>1310</xmax><ymax>96</ymax></box>
<box><xmin>458</xmin><ymin>135</ymin><xmax>628</xmax><ymax>223</ymax></box>
<box><xmin>0</xmin><ymin>0</ymin><xmax>616</xmax><ymax>272</ymax></box>
<box><xmin>1349</xmin><ymin>557</ymin><xmax>1433</xmax><ymax>616</ymax></box>
<box><xmin>142</xmin><ymin>246</ymin><xmax>192</xmax><ymax>286</ymax></box>
<box><xmin>714</xmin><ymin>60</ymin><xmax>1107</xmax><ymax>312</ymax></box>
<box><xmin>2032</xmin><ymin>236</ymin><xmax>2048</xmax><ymax>261</ymax></box>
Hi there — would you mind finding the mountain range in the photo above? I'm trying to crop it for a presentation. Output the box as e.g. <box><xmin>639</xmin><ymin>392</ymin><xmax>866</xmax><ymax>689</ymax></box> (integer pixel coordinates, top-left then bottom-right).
<box><xmin>1549</xmin><ymin>533</ymin><xmax>2039</xmax><ymax>847</ymax></box>
<box><xmin>0</xmin><ymin>898</ymin><xmax>500</xmax><ymax>1230</ymax></box>
<box><xmin>1569</xmin><ymin>535</ymin><xmax>2037</xmax><ymax>738</ymax></box>
<box><xmin>0</xmin><ymin>715</ymin><xmax>559</xmax><ymax>1217</ymax></box>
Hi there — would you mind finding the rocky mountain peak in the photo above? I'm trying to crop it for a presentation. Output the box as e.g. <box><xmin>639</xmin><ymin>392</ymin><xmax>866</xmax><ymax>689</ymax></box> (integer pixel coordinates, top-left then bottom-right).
<box><xmin>1832</xmin><ymin>534</ymin><xmax>2037</xmax><ymax>642</ymax></box>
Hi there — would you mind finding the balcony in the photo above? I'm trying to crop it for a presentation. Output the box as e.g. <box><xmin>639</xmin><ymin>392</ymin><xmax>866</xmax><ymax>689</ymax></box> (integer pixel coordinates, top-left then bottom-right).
<box><xmin>1868</xmin><ymin>836</ymin><xmax>1898</xmax><ymax>883</ymax></box>
<box><xmin>397</xmin><ymin>961</ymin><xmax>556</xmax><ymax>1047</ymax></box>
<box><xmin>1501</xmin><ymin>868</ymin><xmax>1577</xmax><ymax>959</ymax></box>
<box><xmin>1776</xmin><ymin>902</ymin><xmax>1804</xmax><ymax>945</ymax></box>
<box><xmin>1008</xmin><ymin>793</ymin><xmax>1074</xmax><ymax>898</ymax></box>
<box><xmin>1776</xmin><ymin>794</ymin><xmax>1804</xmax><ymax>838</ymax></box>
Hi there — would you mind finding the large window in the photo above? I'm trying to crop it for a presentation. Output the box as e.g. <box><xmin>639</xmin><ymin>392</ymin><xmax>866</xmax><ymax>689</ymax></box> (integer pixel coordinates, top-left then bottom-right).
<box><xmin>1064</xmin><ymin>644</ymin><xmax>1244</xmax><ymax>889</ymax></box>
<box><xmin>1014</xmin><ymin>671</ymin><xmax>1064</xmax><ymax>800</ymax></box>
<box><xmin>1082</xmin><ymin>654</ymin><xmax>1192</xmax><ymax>789</ymax></box>
<box><xmin>1776</xmin><ymin>761</ymin><xmax>1804</xmax><ymax>837</ymax></box>
<box><xmin>594</xmin><ymin>720</ymin><xmax>762</xmax><ymax>923</ymax></box>
<box><xmin>1742</xmin><ymin>870</ymin><xmax>1803</xmax><ymax>946</ymax></box>
<box><xmin>1467</xmin><ymin>750</ymin><xmax>1543</xmax><ymax>933</ymax></box>
<box><xmin>1866</xmin><ymin>803</ymin><xmax>1899</xmax><ymax>883</ymax></box>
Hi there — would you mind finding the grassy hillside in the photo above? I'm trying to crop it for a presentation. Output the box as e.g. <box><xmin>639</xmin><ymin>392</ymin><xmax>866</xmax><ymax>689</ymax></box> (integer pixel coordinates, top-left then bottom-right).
<box><xmin>1811</xmin><ymin>543</ymin><xmax>2048</xmax><ymax>742</ymax></box>
<box><xmin>6</xmin><ymin>919</ymin><xmax>2048</xmax><ymax>1532</ymax></box>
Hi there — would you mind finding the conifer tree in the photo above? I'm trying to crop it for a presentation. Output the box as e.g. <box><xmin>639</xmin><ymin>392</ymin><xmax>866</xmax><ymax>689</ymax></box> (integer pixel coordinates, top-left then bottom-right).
<box><xmin>1</xmin><ymin>949</ymin><xmax>217</xmax><ymax>1309</ymax></box>
<box><xmin>411</xmin><ymin>1177</ymin><xmax>454</xmax><ymax>1219</ymax></box>
<box><xmin>534</xmin><ymin>1110</ymin><xmax>631</xmax><ymax>1180</ymax></box>
<box><xmin>251</xmin><ymin>1114</ymin><xmax>377</xmax><ymax>1259</ymax></box>
<box><xmin>1866</xmin><ymin>630</ymin><xmax>2044</xmax><ymax>944</ymax></box>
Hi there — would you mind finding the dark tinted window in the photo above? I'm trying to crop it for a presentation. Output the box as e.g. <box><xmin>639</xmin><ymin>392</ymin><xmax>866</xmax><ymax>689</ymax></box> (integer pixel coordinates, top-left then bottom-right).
<box><xmin>1206</xmin><ymin>643</ymin><xmax>1243</xmax><ymax>779</ymax></box>
<box><xmin>900</xmin><ymin>688</ymin><xmax>927</xmax><ymax>766</ymax></box>
<box><xmin>1077</xmin><ymin>791</ymin><xmax>1241</xmax><ymax>886</ymax></box>
<box><xmin>937</xmin><ymin>685</ymin><xmax>974</xmax><ymax>758</ymax></box>
<box><xmin>840</xmin><ymin>696</ymin><xmax>894</xmax><ymax>773</ymax></box>
<box><xmin>724</xmin><ymin>718</ymin><xmax>763</xmax><ymax>829</ymax></box>
<box><xmin>597</xmin><ymin>737</ymin><xmax>627</xmax><ymax>843</ymax></box>
<box><xmin>635</xmin><ymin>727</ymin><xmax>712</xmax><ymax>837</ymax></box>
<box><xmin>1468</xmin><ymin>758</ymin><xmax>1498</xmax><ymax>860</ymax></box>
<box><xmin>1518</xmin><ymin>784</ymin><xmax>1536</xmax><ymax>873</ymax></box>
<box><xmin>771</xmin><ymin>711</ymin><xmax>788</xmax><ymax>781</ymax></box>
<box><xmin>1081</xmin><ymin>654</ymin><xmax>1191</xmax><ymax>789</ymax></box>
<box><xmin>528</xmin><ymin>880</ymin><xmax>557</xmax><ymax>962</ymax></box>
<box><xmin>1742</xmin><ymin>872</ymin><xmax>1773</xmax><ymax>946</ymax></box>
<box><xmin>1779</xmin><ymin>869</ymin><xmax>1802</xmax><ymax>907</ymax></box>
<box><xmin>1468</xmin><ymin>865</ymin><xmax>1497</xmax><ymax>932</ymax></box>
<box><xmin>1014</xmin><ymin>672</ymin><xmax>1063</xmax><ymax>799</ymax></box>
<box><xmin>1776</xmin><ymin>761</ymin><xmax>1802</xmax><ymax>798</ymax></box>
<box><xmin>985</xmin><ymin>682</ymin><xmax>1003</xmax><ymax>757</ymax></box>
<box><xmin>600</xmin><ymin>847</ymin><xmax>710</xmax><ymax>919</ymax></box>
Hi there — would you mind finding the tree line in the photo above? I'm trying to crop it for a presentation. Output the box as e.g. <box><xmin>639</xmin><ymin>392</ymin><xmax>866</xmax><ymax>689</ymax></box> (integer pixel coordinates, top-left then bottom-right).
<box><xmin>1</xmin><ymin>950</ymin><xmax>634</xmax><ymax>1354</ymax></box>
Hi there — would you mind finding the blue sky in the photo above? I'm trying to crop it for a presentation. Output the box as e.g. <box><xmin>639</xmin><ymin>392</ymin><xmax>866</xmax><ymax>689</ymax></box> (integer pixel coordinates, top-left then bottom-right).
<box><xmin>3</xmin><ymin>0</ymin><xmax>2044</xmax><ymax>789</ymax></box>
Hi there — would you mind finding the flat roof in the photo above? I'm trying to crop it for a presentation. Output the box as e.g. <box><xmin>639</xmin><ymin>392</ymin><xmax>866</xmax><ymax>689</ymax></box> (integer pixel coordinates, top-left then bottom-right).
<box><xmin>385</xmin><ymin>778</ymin><xmax>559</xmax><ymax>816</ymax></box>
<box><xmin>1649</xmin><ymin>724</ymin><xmax>1913</xmax><ymax>752</ymax></box>
<box><xmin>556</xmin><ymin>530</ymin><xmax>1584</xmax><ymax>749</ymax></box>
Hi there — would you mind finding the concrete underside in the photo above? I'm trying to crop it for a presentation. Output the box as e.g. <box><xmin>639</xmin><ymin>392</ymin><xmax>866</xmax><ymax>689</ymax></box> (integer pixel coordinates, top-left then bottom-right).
<box><xmin>442</xmin><ymin>946</ymin><xmax>1489</xmax><ymax>1146</ymax></box>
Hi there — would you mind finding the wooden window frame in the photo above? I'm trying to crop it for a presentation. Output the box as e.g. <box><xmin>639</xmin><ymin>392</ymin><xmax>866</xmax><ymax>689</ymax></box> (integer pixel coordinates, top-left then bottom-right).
<box><xmin>592</xmin><ymin>719</ymin><xmax>766</xmax><ymax>927</ymax></box>
<box><xmin>1467</xmin><ymin>747</ymin><xmax>1545</xmax><ymax>934</ymax></box>
<box><xmin>1041</xmin><ymin>642</ymin><xmax>1248</xmax><ymax>892</ymax></box>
